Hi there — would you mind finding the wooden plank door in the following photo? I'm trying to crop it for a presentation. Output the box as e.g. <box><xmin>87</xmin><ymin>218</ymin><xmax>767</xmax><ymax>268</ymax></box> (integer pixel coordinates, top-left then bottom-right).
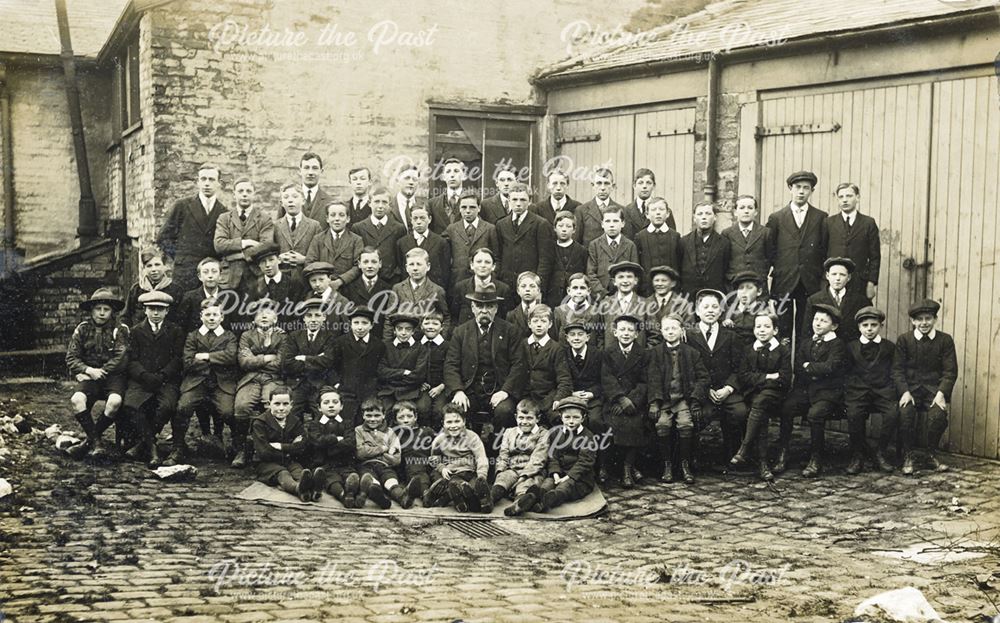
<box><xmin>633</xmin><ymin>108</ymin><xmax>697</xmax><ymax>233</ymax></box>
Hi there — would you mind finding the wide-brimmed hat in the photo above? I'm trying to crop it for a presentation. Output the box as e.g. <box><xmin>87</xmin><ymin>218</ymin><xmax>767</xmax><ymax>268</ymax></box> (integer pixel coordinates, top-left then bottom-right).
<box><xmin>465</xmin><ymin>283</ymin><xmax>503</xmax><ymax>305</ymax></box>
<box><xmin>81</xmin><ymin>288</ymin><xmax>124</xmax><ymax>312</ymax></box>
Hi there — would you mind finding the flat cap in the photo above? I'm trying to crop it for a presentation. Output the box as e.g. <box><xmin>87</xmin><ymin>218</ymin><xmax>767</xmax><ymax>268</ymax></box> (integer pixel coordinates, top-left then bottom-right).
<box><xmin>786</xmin><ymin>170</ymin><xmax>818</xmax><ymax>187</ymax></box>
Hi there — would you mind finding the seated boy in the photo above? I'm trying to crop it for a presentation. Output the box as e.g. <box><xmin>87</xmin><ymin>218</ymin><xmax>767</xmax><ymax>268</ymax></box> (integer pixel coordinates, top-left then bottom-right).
<box><xmin>417</xmin><ymin>311</ymin><xmax>449</xmax><ymax>428</ymax></box>
<box><xmin>66</xmin><ymin>288</ymin><xmax>130</xmax><ymax>458</ymax></box>
<box><xmin>252</xmin><ymin>386</ymin><xmax>319</xmax><ymax>503</ymax></box>
<box><xmin>169</xmin><ymin>299</ymin><xmax>239</xmax><ymax>465</ymax></box>
<box><xmin>493</xmin><ymin>399</ymin><xmax>549</xmax><ymax>515</ymax></box>
<box><xmin>393</xmin><ymin>401</ymin><xmax>436</xmax><ymax>508</ymax></box>
<box><xmin>281</xmin><ymin>297</ymin><xmax>336</xmax><ymax>419</ymax></box>
<box><xmin>562</xmin><ymin>321</ymin><xmax>607</xmax><ymax>481</ymax></box>
<box><xmin>778</xmin><ymin>304</ymin><xmax>848</xmax><ymax>477</ymax></box>
<box><xmin>354</xmin><ymin>398</ymin><xmax>404</xmax><ymax>509</ymax></box>
<box><xmin>123</xmin><ymin>291</ymin><xmax>185</xmax><ymax>467</ymax></box>
<box><xmin>522</xmin><ymin>305</ymin><xmax>573</xmax><ymax>421</ymax></box>
<box><xmin>377</xmin><ymin>313</ymin><xmax>429</xmax><ymax>411</ymax></box>
<box><xmin>233</xmin><ymin>302</ymin><xmax>286</xmax><ymax>468</ymax></box>
<box><xmin>722</xmin><ymin>271</ymin><xmax>774</xmax><ymax>349</ymax></box>
<box><xmin>307</xmin><ymin>387</ymin><xmax>361</xmax><ymax>507</ymax></box>
<box><xmin>895</xmin><ymin>299</ymin><xmax>958</xmax><ymax>475</ymax></box>
<box><xmin>647</xmin><ymin>313</ymin><xmax>709</xmax><ymax>484</ymax></box>
<box><xmin>844</xmin><ymin>307</ymin><xmax>901</xmax><ymax>475</ymax></box>
<box><xmin>425</xmin><ymin>405</ymin><xmax>491</xmax><ymax>512</ymax></box>
<box><xmin>731</xmin><ymin>312</ymin><xmax>792</xmax><ymax>482</ymax></box>
<box><xmin>548</xmin><ymin>211</ymin><xmax>587</xmax><ymax>307</ymax></box>
<box><xmin>554</xmin><ymin>273</ymin><xmax>602</xmax><ymax>350</ymax></box>
<box><xmin>535</xmin><ymin>396</ymin><xmax>598</xmax><ymax>513</ymax></box>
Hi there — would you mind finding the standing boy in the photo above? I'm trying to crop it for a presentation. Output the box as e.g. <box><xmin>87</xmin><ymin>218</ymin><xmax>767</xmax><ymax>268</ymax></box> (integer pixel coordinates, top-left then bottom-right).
<box><xmin>680</xmin><ymin>202</ymin><xmax>730</xmax><ymax>299</ymax></box>
<box><xmin>723</xmin><ymin>195</ymin><xmax>771</xmax><ymax>297</ymax></box>
<box><xmin>574</xmin><ymin>168</ymin><xmax>624</xmax><ymax>247</ymax></box>
<box><xmin>802</xmin><ymin>257</ymin><xmax>872</xmax><ymax>343</ymax></box>
<box><xmin>352</xmin><ymin>186</ymin><xmax>407</xmax><ymax>284</ymax></box>
<box><xmin>548</xmin><ymin>210</ymin><xmax>588</xmax><ymax>307</ymax></box>
<box><xmin>826</xmin><ymin>183</ymin><xmax>880</xmax><ymax>298</ymax></box>
<box><xmin>397</xmin><ymin>205</ymin><xmax>451</xmax><ymax>292</ymax></box>
<box><xmin>306</xmin><ymin>201</ymin><xmax>364</xmax><ymax>291</ymax></box>
<box><xmin>496</xmin><ymin>183</ymin><xmax>555</xmax><ymax>294</ymax></box>
<box><xmin>586</xmin><ymin>207</ymin><xmax>639</xmax><ymax>297</ymax></box>
<box><xmin>443</xmin><ymin>192</ymin><xmax>500</xmax><ymax>287</ymax></box>
<box><xmin>233</xmin><ymin>303</ymin><xmax>286</xmax><ymax>468</ymax></box>
<box><xmin>634</xmin><ymin>197</ymin><xmax>682</xmax><ymax>296</ymax></box>
<box><xmin>602</xmin><ymin>313</ymin><xmax>649</xmax><ymax>488</ymax></box>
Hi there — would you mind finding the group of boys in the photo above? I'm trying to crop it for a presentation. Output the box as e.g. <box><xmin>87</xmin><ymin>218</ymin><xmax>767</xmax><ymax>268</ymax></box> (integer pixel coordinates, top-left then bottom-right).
<box><xmin>65</xmin><ymin>157</ymin><xmax>959</xmax><ymax>514</ymax></box>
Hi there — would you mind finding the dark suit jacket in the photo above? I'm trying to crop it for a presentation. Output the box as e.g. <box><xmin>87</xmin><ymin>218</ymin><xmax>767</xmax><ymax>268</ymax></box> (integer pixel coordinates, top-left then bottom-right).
<box><xmin>601</xmin><ymin>345</ymin><xmax>648</xmax><ymax>405</ymax></box>
<box><xmin>123</xmin><ymin>281</ymin><xmax>183</xmax><ymax>328</ymax></box>
<box><xmin>524</xmin><ymin>339</ymin><xmax>573</xmax><ymax>411</ymax></box>
<box><xmin>304</xmin><ymin>229</ymin><xmax>364</xmax><ymax>285</ymax></box>
<box><xmin>181</xmin><ymin>328</ymin><xmax>239</xmax><ymax>394</ymax></box>
<box><xmin>443</xmin><ymin>219</ymin><xmax>500</xmax><ymax>286</ymax></box>
<box><xmin>505</xmin><ymin>305</ymin><xmax>560</xmax><ymax>343</ymax></box>
<box><xmin>635</xmin><ymin>227</ymin><xmax>683</xmax><ymax>295</ymax></box>
<box><xmin>295</xmin><ymin>185</ymin><xmax>335</xmax><ymax>223</ymax></box>
<box><xmin>213</xmin><ymin>208</ymin><xmax>275</xmax><ymax>262</ymax></box>
<box><xmin>825</xmin><ymin>212</ymin><xmax>881</xmax><ymax>293</ymax></box>
<box><xmin>237</xmin><ymin>328</ymin><xmax>286</xmax><ymax>390</ymax></box>
<box><xmin>246</xmin><ymin>271</ymin><xmax>305</xmax><ymax>328</ymax></box>
<box><xmin>845</xmin><ymin>338</ymin><xmax>902</xmax><ymax>399</ymax></box>
<box><xmin>479</xmin><ymin>194</ymin><xmax>508</xmax><ymax>225</ymax></box>
<box><xmin>156</xmin><ymin>195</ymin><xmax>228</xmax><ymax>289</ymax></box>
<box><xmin>178</xmin><ymin>287</ymin><xmax>236</xmax><ymax>333</ymax></box>
<box><xmin>803</xmin><ymin>287</ymin><xmax>872</xmax><ymax>343</ymax></box>
<box><xmin>529</xmin><ymin>195</ymin><xmax>581</xmax><ymax>224</ymax></box>
<box><xmin>252</xmin><ymin>411</ymin><xmax>307</xmax><ymax>479</ymax></box>
<box><xmin>685</xmin><ymin>325</ymin><xmax>743</xmax><ymax>392</ymax></box>
<box><xmin>352</xmin><ymin>218</ymin><xmax>407</xmax><ymax>283</ymax></box>
<box><xmin>722</xmin><ymin>222</ymin><xmax>772</xmax><ymax>290</ymax></box>
<box><xmin>564</xmin><ymin>345</ymin><xmax>603</xmax><ymax>398</ymax></box>
<box><xmin>587</xmin><ymin>235</ymin><xmax>639</xmax><ymax>295</ymax></box>
<box><xmin>281</xmin><ymin>329</ymin><xmax>336</xmax><ymax>390</ymax></box>
<box><xmin>330</xmin><ymin>334</ymin><xmax>386</xmax><ymax>402</ymax></box>
<box><xmin>574</xmin><ymin>199</ymin><xmax>625</xmax><ymax>247</ymax></box>
<box><xmin>765</xmin><ymin>204</ymin><xmax>828</xmax><ymax>298</ymax></box>
<box><xmin>397</xmin><ymin>231</ymin><xmax>451</xmax><ymax>292</ymax></box>
<box><xmin>443</xmin><ymin>318</ymin><xmax>527</xmax><ymax>396</ymax></box>
<box><xmin>124</xmin><ymin>319</ymin><xmax>185</xmax><ymax>409</ymax></box>
<box><xmin>647</xmin><ymin>342</ymin><xmax>709</xmax><ymax>405</ymax></box>
<box><xmin>739</xmin><ymin>340</ymin><xmax>792</xmax><ymax>397</ymax></box>
<box><xmin>389</xmin><ymin>195</ymin><xmax>417</xmax><ymax>232</ymax></box>
<box><xmin>450</xmin><ymin>278</ymin><xmax>512</xmax><ymax>325</ymax></box>
<box><xmin>386</xmin><ymin>279</ymin><xmax>451</xmax><ymax>340</ymax></box>
<box><xmin>795</xmin><ymin>335</ymin><xmax>849</xmax><ymax>402</ymax></box>
<box><xmin>274</xmin><ymin>214</ymin><xmax>323</xmax><ymax>257</ymax></box>
<box><xmin>624</xmin><ymin>199</ymin><xmax>677</xmax><ymax>232</ymax></box>
<box><xmin>377</xmin><ymin>341</ymin><xmax>429</xmax><ymax>400</ymax></box>
<box><xmin>894</xmin><ymin>331</ymin><xmax>959</xmax><ymax>400</ymax></box>
<box><xmin>340</xmin><ymin>276</ymin><xmax>393</xmax><ymax>340</ymax></box>
<box><xmin>346</xmin><ymin>195</ymin><xmax>372</xmax><ymax>227</ymax></box>
<box><xmin>679</xmin><ymin>230</ymin><xmax>731</xmax><ymax>297</ymax></box>
<box><xmin>549</xmin><ymin>241</ymin><xmax>588</xmax><ymax>306</ymax></box>
<box><xmin>495</xmin><ymin>212</ymin><xmax>555</xmax><ymax>290</ymax></box>
<box><xmin>545</xmin><ymin>425</ymin><xmax>596</xmax><ymax>486</ymax></box>
<box><xmin>427</xmin><ymin>190</ymin><xmax>470</xmax><ymax>234</ymax></box>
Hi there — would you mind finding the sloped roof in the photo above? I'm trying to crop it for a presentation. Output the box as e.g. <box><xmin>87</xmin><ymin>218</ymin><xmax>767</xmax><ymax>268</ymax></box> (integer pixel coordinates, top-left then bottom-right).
<box><xmin>537</xmin><ymin>0</ymin><xmax>999</xmax><ymax>83</ymax></box>
<box><xmin>0</xmin><ymin>0</ymin><xmax>129</xmax><ymax>57</ymax></box>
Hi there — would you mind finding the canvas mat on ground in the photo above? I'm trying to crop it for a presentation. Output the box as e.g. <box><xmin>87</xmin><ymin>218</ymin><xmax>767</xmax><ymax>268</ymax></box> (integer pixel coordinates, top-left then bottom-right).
<box><xmin>236</xmin><ymin>481</ymin><xmax>608</xmax><ymax>520</ymax></box>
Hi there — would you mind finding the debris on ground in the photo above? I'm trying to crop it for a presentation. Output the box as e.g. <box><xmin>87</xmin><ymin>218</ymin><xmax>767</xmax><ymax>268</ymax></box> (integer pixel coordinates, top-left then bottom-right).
<box><xmin>873</xmin><ymin>542</ymin><xmax>988</xmax><ymax>565</ymax></box>
<box><xmin>152</xmin><ymin>464</ymin><xmax>198</xmax><ymax>481</ymax></box>
<box><xmin>853</xmin><ymin>586</ymin><xmax>944</xmax><ymax>622</ymax></box>
<box><xmin>55</xmin><ymin>433</ymin><xmax>84</xmax><ymax>450</ymax></box>
<box><xmin>43</xmin><ymin>424</ymin><xmax>62</xmax><ymax>439</ymax></box>
<box><xmin>0</xmin><ymin>477</ymin><xmax>12</xmax><ymax>499</ymax></box>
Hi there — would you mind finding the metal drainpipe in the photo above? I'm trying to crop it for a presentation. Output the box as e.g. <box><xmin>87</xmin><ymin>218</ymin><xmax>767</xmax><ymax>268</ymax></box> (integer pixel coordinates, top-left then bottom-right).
<box><xmin>54</xmin><ymin>0</ymin><xmax>99</xmax><ymax>245</ymax></box>
<box><xmin>0</xmin><ymin>64</ymin><xmax>15</xmax><ymax>259</ymax></box>
<box><xmin>703</xmin><ymin>54</ymin><xmax>720</xmax><ymax>203</ymax></box>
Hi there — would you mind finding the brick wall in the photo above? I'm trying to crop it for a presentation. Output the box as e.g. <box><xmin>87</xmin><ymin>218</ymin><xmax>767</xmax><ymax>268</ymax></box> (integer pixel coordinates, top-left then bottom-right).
<box><xmin>1</xmin><ymin>65</ymin><xmax>111</xmax><ymax>260</ymax></box>
<box><xmin>693</xmin><ymin>92</ymin><xmax>743</xmax><ymax>229</ymax></box>
<box><xmin>135</xmin><ymin>0</ymin><xmax>648</xmax><ymax>244</ymax></box>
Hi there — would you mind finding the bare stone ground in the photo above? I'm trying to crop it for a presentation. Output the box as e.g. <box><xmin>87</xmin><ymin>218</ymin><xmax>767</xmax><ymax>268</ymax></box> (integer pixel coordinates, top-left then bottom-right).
<box><xmin>1</xmin><ymin>381</ymin><xmax>998</xmax><ymax>623</ymax></box>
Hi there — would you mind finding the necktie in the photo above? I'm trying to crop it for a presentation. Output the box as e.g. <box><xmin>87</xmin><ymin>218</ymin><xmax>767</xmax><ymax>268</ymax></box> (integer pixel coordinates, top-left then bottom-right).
<box><xmin>637</xmin><ymin>199</ymin><xmax>644</xmax><ymax>215</ymax></box>
<box><xmin>834</xmin><ymin>291</ymin><xmax>843</xmax><ymax>306</ymax></box>
<box><xmin>375</xmin><ymin>220</ymin><xmax>383</xmax><ymax>231</ymax></box>
<box><xmin>289</xmin><ymin>217</ymin><xmax>297</xmax><ymax>232</ymax></box>
<box><xmin>466</xmin><ymin>223</ymin><xmax>475</xmax><ymax>239</ymax></box>
<box><xmin>239</xmin><ymin>209</ymin><xmax>247</xmax><ymax>222</ymax></box>
<box><xmin>512</xmin><ymin>216</ymin><xmax>520</xmax><ymax>233</ymax></box>
<box><xmin>845</xmin><ymin>216</ymin><xmax>853</xmax><ymax>230</ymax></box>
<box><xmin>704</xmin><ymin>325</ymin><xmax>714</xmax><ymax>343</ymax></box>
<box><xmin>151</xmin><ymin>323</ymin><xmax>159</xmax><ymax>334</ymax></box>
<box><xmin>575</xmin><ymin>353</ymin><xmax>584</xmax><ymax>367</ymax></box>
<box><xmin>502</xmin><ymin>196</ymin><xmax>509</xmax><ymax>212</ymax></box>
<box><xmin>366</xmin><ymin>279</ymin><xmax>374</xmax><ymax>293</ymax></box>
<box><xmin>308</xmin><ymin>332</ymin><xmax>316</xmax><ymax>342</ymax></box>
<box><xmin>610</xmin><ymin>239</ymin><xmax>619</xmax><ymax>252</ymax></box>
<box><xmin>742</xmin><ymin>228</ymin><xmax>750</xmax><ymax>238</ymax></box>
<box><xmin>399</xmin><ymin>342</ymin><xmax>409</xmax><ymax>350</ymax></box>
<box><xmin>306</xmin><ymin>188</ymin><xmax>313</xmax><ymax>205</ymax></box>
<box><xmin>532</xmin><ymin>343</ymin><xmax>541</xmax><ymax>352</ymax></box>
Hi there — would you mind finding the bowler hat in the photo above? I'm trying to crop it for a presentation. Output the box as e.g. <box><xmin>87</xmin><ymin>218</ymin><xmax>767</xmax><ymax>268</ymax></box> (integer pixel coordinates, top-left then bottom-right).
<box><xmin>137</xmin><ymin>291</ymin><xmax>174</xmax><ymax>307</ymax></box>
<box><xmin>786</xmin><ymin>170</ymin><xmax>818</xmax><ymax>187</ymax></box>
<box><xmin>80</xmin><ymin>288</ymin><xmax>124</xmax><ymax>312</ymax></box>
<box><xmin>823</xmin><ymin>256</ymin><xmax>856</xmax><ymax>273</ymax></box>
<box><xmin>908</xmin><ymin>299</ymin><xmax>940</xmax><ymax>318</ymax></box>
<box><xmin>465</xmin><ymin>283</ymin><xmax>503</xmax><ymax>305</ymax></box>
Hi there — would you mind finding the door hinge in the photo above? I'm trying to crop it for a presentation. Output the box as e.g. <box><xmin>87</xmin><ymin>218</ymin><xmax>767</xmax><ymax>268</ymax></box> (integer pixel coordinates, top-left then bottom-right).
<box><xmin>755</xmin><ymin>123</ymin><xmax>841</xmax><ymax>139</ymax></box>
<box><xmin>556</xmin><ymin>133</ymin><xmax>600</xmax><ymax>146</ymax></box>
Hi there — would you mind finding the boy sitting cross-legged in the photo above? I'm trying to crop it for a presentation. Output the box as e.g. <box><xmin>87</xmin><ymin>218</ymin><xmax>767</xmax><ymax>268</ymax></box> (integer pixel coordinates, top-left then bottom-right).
<box><xmin>424</xmin><ymin>405</ymin><xmax>491</xmax><ymax>513</ymax></box>
<box><xmin>493</xmin><ymin>398</ymin><xmax>550</xmax><ymax>515</ymax></box>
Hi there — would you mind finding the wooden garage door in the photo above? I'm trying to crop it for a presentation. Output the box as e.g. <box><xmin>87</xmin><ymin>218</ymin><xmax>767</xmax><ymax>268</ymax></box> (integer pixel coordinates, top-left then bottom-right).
<box><xmin>556</xmin><ymin>105</ymin><xmax>696</xmax><ymax>225</ymax></box>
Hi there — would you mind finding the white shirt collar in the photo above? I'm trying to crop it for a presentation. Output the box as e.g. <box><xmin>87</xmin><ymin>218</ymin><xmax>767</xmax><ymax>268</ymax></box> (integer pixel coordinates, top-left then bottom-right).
<box><xmin>568</xmin><ymin>299</ymin><xmax>589</xmax><ymax>312</ymax></box>
<box><xmin>473</xmin><ymin>275</ymin><xmax>492</xmax><ymax>288</ymax></box>
<box><xmin>616</xmin><ymin>292</ymin><xmax>633</xmax><ymax>305</ymax></box>
<box><xmin>410</xmin><ymin>279</ymin><xmax>425</xmax><ymax>290</ymax></box>
<box><xmin>572</xmin><ymin>344</ymin><xmax>588</xmax><ymax>358</ymax></box>
<box><xmin>370</xmin><ymin>215</ymin><xmax>388</xmax><ymax>227</ymax></box>
<box><xmin>829</xmin><ymin>287</ymin><xmax>846</xmax><ymax>300</ymax></box>
<box><xmin>302</xmin><ymin>184</ymin><xmax>317</xmax><ymax>198</ymax></box>
<box><xmin>421</xmin><ymin>334</ymin><xmax>445</xmax><ymax>346</ymax></box>
<box><xmin>413</xmin><ymin>231</ymin><xmax>426</xmax><ymax>244</ymax></box>
<box><xmin>859</xmin><ymin>335</ymin><xmax>883</xmax><ymax>344</ymax></box>
<box><xmin>353</xmin><ymin>194</ymin><xmax>368</xmax><ymax>208</ymax></box>
<box><xmin>356</xmin><ymin>333</ymin><xmax>370</xmax><ymax>344</ymax></box>
<box><xmin>789</xmin><ymin>202</ymin><xmax>808</xmax><ymax>213</ymax></box>
<box><xmin>843</xmin><ymin>210</ymin><xmax>856</xmax><ymax>224</ymax></box>
<box><xmin>816</xmin><ymin>331</ymin><xmax>837</xmax><ymax>342</ymax></box>
<box><xmin>914</xmin><ymin>329</ymin><xmax>937</xmax><ymax>341</ymax></box>
<box><xmin>620</xmin><ymin>343</ymin><xmax>632</xmax><ymax>355</ymax></box>
<box><xmin>527</xmin><ymin>334</ymin><xmax>551</xmax><ymax>347</ymax></box>
<box><xmin>148</xmin><ymin>320</ymin><xmax>161</xmax><ymax>332</ymax></box>
<box><xmin>606</xmin><ymin>234</ymin><xmax>622</xmax><ymax>245</ymax></box>
<box><xmin>287</xmin><ymin>213</ymin><xmax>300</xmax><ymax>225</ymax></box>
<box><xmin>198</xmin><ymin>325</ymin><xmax>225</xmax><ymax>336</ymax></box>
<box><xmin>551</xmin><ymin>196</ymin><xmax>566</xmax><ymax>209</ymax></box>
<box><xmin>754</xmin><ymin>337</ymin><xmax>780</xmax><ymax>351</ymax></box>
<box><xmin>647</xmin><ymin>223</ymin><xmax>670</xmax><ymax>233</ymax></box>
<box><xmin>699</xmin><ymin>321</ymin><xmax>717</xmax><ymax>333</ymax></box>
<box><xmin>393</xmin><ymin>337</ymin><xmax>416</xmax><ymax>347</ymax></box>
<box><xmin>397</xmin><ymin>192</ymin><xmax>413</xmax><ymax>209</ymax></box>
<box><xmin>202</xmin><ymin>286</ymin><xmax>219</xmax><ymax>298</ymax></box>
<box><xmin>448</xmin><ymin>187</ymin><xmax>463</xmax><ymax>200</ymax></box>
<box><xmin>556</xmin><ymin>239</ymin><xmax>574</xmax><ymax>247</ymax></box>
<box><xmin>465</xmin><ymin>218</ymin><xmax>480</xmax><ymax>230</ymax></box>
<box><xmin>740</xmin><ymin>222</ymin><xmax>753</xmax><ymax>232</ymax></box>
<box><xmin>199</xmin><ymin>193</ymin><xmax>216</xmax><ymax>211</ymax></box>
<box><xmin>265</xmin><ymin>271</ymin><xmax>283</xmax><ymax>284</ymax></box>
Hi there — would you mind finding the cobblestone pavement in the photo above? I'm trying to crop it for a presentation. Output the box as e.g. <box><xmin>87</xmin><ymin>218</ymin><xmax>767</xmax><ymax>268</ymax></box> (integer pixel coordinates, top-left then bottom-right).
<box><xmin>1</xmin><ymin>381</ymin><xmax>999</xmax><ymax>623</ymax></box>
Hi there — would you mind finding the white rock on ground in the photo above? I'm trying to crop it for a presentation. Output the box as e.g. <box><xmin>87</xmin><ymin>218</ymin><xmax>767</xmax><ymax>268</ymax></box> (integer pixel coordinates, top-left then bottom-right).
<box><xmin>0</xmin><ymin>478</ymin><xmax>12</xmax><ymax>499</ymax></box>
<box><xmin>854</xmin><ymin>586</ymin><xmax>945</xmax><ymax>622</ymax></box>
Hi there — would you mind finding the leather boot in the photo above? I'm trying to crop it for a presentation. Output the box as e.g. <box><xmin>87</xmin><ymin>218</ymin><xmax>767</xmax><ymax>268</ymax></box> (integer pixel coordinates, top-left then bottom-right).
<box><xmin>230</xmin><ymin>422</ymin><xmax>249</xmax><ymax>468</ymax></box>
<box><xmin>343</xmin><ymin>473</ymin><xmax>361</xmax><ymax>508</ymax></box>
<box><xmin>732</xmin><ymin>408</ymin><xmax>764</xmax><ymax>466</ymax></box>
<box><xmin>622</xmin><ymin>450</ymin><xmax>636</xmax><ymax>489</ymax></box>
<box><xmin>596</xmin><ymin>450</ymin><xmax>611</xmax><ymax>485</ymax></box>
<box><xmin>901</xmin><ymin>452</ymin><xmax>915</xmax><ymax>476</ymax></box>
<box><xmin>801</xmin><ymin>454</ymin><xmax>821</xmax><ymax>478</ymax></box>
<box><xmin>505</xmin><ymin>486</ymin><xmax>539</xmax><ymax>517</ymax></box>
<box><xmin>773</xmin><ymin>445</ymin><xmax>789</xmax><ymax>474</ymax></box>
<box><xmin>659</xmin><ymin>436</ymin><xmax>674</xmax><ymax>482</ymax></box>
<box><xmin>756</xmin><ymin>430</ymin><xmax>773</xmax><ymax>482</ymax></box>
<box><xmin>925</xmin><ymin>417</ymin><xmax>949</xmax><ymax>472</ymax></box>
<box><xmin>875</xmin><ymin>446</ymin><xmax>895</xmax><ymax>472</ymax></box>
<box><xmin>679</xmin><ymin>436</ymin><xmax>695</xmax><ymax>484</ymax></box>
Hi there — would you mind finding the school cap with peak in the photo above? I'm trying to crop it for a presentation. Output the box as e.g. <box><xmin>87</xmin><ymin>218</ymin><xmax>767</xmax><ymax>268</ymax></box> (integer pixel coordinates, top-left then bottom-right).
<box><xmin>649</xmin><ymin>265</ymin><xmax>680</xmax><ymax>281</ymax></box>
<box><xmin>855</xmin><ymin>306</ymin><xmax>885</xmax><ymax>324</ymax></box>
<box><xmin>349</xmin><ymin>305</ymin><xmax>376</xmax><ymax>321</ymax></box>
<box><xmin>786</xmin><ymin>170</ymin><xmax>818</xmax><ymax>187</ymax></box>
<box><xmin>81</xmin><ymin>288</ymin><xmax>124</xmax><ymax>311</ymax></box>
<box><xmin>608</xmin><ymin>261</ymin><xmax>643</xmax><ymax>280</ymax></box>
<box><xmin>554</xmin><ymin>395</ymin><xmax>588</xmax><ymax>412</ymax></box>
<box><xmin>562</xmin><ymin>321</ymin><xmax>590</xmax><ymax>333</ymax></box>
<box><xmin>137</xmin><ymin>291</ymin><xmax>174</xmax><ymax>307</ymax></box>
<box><xmin>248</xmin><ymin>242</ymin><xmax>280</xmax><ymax>263</ymax></box>
<box><xmin>731</xmin><ymin>271</ymin><xmax>762</xmax><ymax>287</ymax></box>
<box><xmin>908</xmin><ymin>299</ymin><xmax>941</xmax><ymax>318</ymax></box>
<box><xmin>823</xmin><ymin>256</ymin><xmax>856</xmax><ymax>273</ymax></box>
<box><xmin>302</xmin><ymin>261</ymin><xmax>336</xmax><ymax>280</ymax></box>
<box><xmin>695</xmin><ymin>288</ymin><xmax>726</xmax><ymax>303</ymax></box>
<box><xmin>812</xmin><ymin>303</ymin><xmax>841</xmax><ymax>323</ymax></box>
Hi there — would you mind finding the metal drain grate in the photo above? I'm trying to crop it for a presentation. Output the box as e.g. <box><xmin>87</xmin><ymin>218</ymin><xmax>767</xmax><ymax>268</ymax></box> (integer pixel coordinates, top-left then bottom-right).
<box><xmin>446</xmin><ymin>520</ymin><xmax>513</xmax><ymax>538</ymax></box>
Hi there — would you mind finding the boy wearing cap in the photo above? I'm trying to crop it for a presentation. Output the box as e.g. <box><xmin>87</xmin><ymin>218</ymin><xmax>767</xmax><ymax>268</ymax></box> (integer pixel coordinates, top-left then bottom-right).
<box><xmin>521</xmin><ymin>305</ymin><xmax>573</xmax><ymax>421</ymax></box>
<box><xmin>680</xmin><ymin>202</ymin><xmax>731</xmax><ymax>299</ymax></box>
<box><xmin>766</xmin><ymin>170</ymin><xmax>828</xmax><ymax>342</ymax></box>
<box><xmin>425</xmin><ymin>405</ymin><xmax>492</xmax><ymax>512</ymax></box>
<box><xmin>247</xmin><ymin>243</ymin><xmax>303</xmax><ymax>329</ymax></box>
<box><xmin>302</xmin><ymin>261</ymin><xmax>351</xmax><ymax>335</ymax></box>
<box><xmin>645</xmin><ymin>265</ymin><xmax>689</xmax><ymax>348</ymax></box>
<box><xmin>443</xmin><ymin>193</ymin><xmax>500</xmax><ymax>288</ymax></box>
<box><xmin>305</xmin><ymin>201</ymin><xmax>363</xmax><ymax>290</ymax></box>
<box><xmin>450</xmin><ymin>247</ymin><xmax>512</xmax><ymax>325</ymax></box>
<box><xmin>844</xmin><ymin>306</ymin><xmax>901</xmax><ymax>474</ymax></box>
<box><xmin>731</xmin><ymin>312</ymin><xmax>791</xmax><ymax>481</ymax></box>
<box><xmin>66</xmin><ymin>288</ymin><xmax>130</xmax><ymax>458</ymax></box>
<box><xmin>123</xmin><ymin>291</ymin><xmax>185</xmax><ymax>466</ymax></box>
<box><xmin>252</xmin><ymin>385</ymin><xmax>318</xmax><ymax>503</ymax></box>
<box><xmin>602</xmin><ymin>313</ymin><xmax>649</xmax><ymax>488</ymax></box>
<box><xmin>535</xmin><ymin>396</ymin><xmax>598</xmax><ymax>513</ymax></box>
<box><xmin>561</xmin><ymin>321</ymin><xmax>606</xmax><ymax>477</ymax></box>
<box><xmin>232</xmin><ymin>302</ymin><xmax>286</xmax><ymax>468</ymax></box>
<box><xmin>826</xmin><ymin>183</ymin><xmax>881</xmax><ymax>298</ymax></box>
<box><xmin>377</xmin><ymin>313</ymin><xmax>429</xmax><ymax>411</ymax></box>
<box><xmin>635</xmin><ymin>197</ymin><xmax>682</xmax><ymax>297</ymax></box>
<box><xmin>586</xmin><ymin>207</ymin><xmax>639</xmax><ymax>298</ymax></box>
<box><xmin>123</xmin><ymin>247</ymin><xmax>182</xmax><ymax>328</ymax></box>
<box><xmin>330</xmin><ymin>306</ymin><xmax>386</xmax><ymax>425</ymax></box>
<box><xmin>353</xmin><ymin>186</ymin><xmax>407</xmax><ymax>285</ymax></box>
<box><xmin>281</xmin><ymin>298</ymin><xmax>337</xmax><ymax>419</ymax></box>
<box><xmin>803</xmin><ymin>257</ymin><xmax>872</xmax><ymax>343</ymax></box>
<box><xmin>548</xmin><ymin>210</ymin><xmax>588</xmax><ymax>307</ymax></box>
<box><xmin>723</xmin><ymin>271</ymin><xmax>774</xmax><ymax>348</ymax></box>
<box><xmin>170</xmin><ymin>299</ymin><xmax>239</xmax><ymax>465</ymax></box>
<box><xmin>648</xmin><ymin>313</ymin><xmax>710</xmax><ymax>484</ymax></box>
<box><xmin>723</xmin><ymin>195</ymin><xmax>772</xmax><ymax>298</ymax></box>
<box><xmin>687</xmin><ymin>289</ymin><xmax>748</xmax><ymax>464</ymax></box>
<box><xmin>895</xmin><ymin>299</ymin><xmax>958</xmax><ymax>475</ymax></box>
<box><xmin>779</xmin><ymin>303</ymin><xmax>848</xmax><ymax>477</ymax></box>
<box><xmin>601</xmin><ymin>262</ymin><xmax>648</xmax><ymax>349</ymax></box>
